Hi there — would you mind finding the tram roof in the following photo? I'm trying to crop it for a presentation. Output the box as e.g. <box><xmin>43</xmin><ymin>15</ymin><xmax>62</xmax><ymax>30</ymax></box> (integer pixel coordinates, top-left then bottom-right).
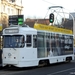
<box><xmin>19</xmin><ymin>26</ymin><xmax>37</xmax><ymax>32</ymax></box>
<box><xmin>5</xmin><ymin>25</ymin><xmax>37</xmax><ymax>32</ymax></box>
<box><xmin>2</xmin><ymin>25</ymin><xmax>37</xmax><ymax>35</ymax></box>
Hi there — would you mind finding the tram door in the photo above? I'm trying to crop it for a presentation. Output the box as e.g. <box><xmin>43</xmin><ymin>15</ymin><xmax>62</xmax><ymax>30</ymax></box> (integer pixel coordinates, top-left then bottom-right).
<box><xmin>25</xmin><ymin>34</ymin><xmax>37</xmax><ymax>59</ymax></box>
<box><xmin>0</xmin><ymin>35</ymin><xmax>3</xmax><ymax>66</ymax></box>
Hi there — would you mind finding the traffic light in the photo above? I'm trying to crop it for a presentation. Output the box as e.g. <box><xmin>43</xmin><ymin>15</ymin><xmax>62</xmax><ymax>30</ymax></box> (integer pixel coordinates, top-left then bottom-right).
<box><xmin>49</xmin><ymin>13</ymin><xmax>54</xmax><ymax>23</ymax></box>
<box><xmin>18</xmin><ymin>15</ymin><xmax>24</xmax><ymax>25</ymax></box>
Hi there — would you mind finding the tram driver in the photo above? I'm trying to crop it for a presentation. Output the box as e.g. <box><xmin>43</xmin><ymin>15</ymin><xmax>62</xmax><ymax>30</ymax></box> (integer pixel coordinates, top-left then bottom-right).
<box><xmin>16</xmin><ymin>36</ymin><xmax>24</xmax><ymax>47</ymax></box>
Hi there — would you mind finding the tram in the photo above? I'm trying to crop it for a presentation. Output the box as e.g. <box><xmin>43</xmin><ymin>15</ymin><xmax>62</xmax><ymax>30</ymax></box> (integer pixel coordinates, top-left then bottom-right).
<box><xmin>0</xmin><ymin>35</ymin><xmax>2</xmax><ymax>67</ymax></box>
<box><xmin>2</xmin><ymin>23</ymin><xmax>74</xmax><ymax>67</ymax></box>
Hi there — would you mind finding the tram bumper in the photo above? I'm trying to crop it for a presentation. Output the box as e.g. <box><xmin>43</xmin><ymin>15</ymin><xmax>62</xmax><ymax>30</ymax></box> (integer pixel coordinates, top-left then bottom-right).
<box><xmin>3</xmin><ymin>61</ymin><xmax>18</xmax><ymax>66</ymax></box>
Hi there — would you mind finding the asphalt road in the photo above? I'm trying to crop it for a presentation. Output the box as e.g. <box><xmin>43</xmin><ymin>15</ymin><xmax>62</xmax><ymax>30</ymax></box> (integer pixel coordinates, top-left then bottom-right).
<box><xmin>0</xmin><ymin>60</ymin><xmax>75</xmax><ymax>75</ymax></box>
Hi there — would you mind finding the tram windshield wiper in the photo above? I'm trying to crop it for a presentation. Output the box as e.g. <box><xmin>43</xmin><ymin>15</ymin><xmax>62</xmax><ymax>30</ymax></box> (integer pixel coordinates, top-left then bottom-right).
<box><xmin>7</xmin><ymin>44</ymin><xmax>16</xmax><ymax>50</ymax></box>
<box><xmin>12</xmin><ymin>47</ymin><xmax>16</xmax><ymax>50</ymax></box>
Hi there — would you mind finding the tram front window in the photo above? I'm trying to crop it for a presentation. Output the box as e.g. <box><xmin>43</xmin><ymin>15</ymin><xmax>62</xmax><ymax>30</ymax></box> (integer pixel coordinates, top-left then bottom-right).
<box><xmin>3</xmin><ymin>35</ymin><xmax>25</xmax><ymax>48</ymax></box>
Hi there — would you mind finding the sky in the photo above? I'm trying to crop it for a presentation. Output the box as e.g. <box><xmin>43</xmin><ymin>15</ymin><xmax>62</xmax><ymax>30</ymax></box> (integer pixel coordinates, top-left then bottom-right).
<box><xmin>22</xmin><ymin>0</ymin><xmax>75</xmax><ymax>19</ymax></box>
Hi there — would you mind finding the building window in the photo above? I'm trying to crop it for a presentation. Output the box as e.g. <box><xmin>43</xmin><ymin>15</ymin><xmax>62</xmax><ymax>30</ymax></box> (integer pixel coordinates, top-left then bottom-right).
<box><xmin>19</xmin><ymin>10</ymin><xmax>21</xmax><ymax>15</ymax></box>
<box><xmin>2</xmin><ymin>5</ymin><xmax>5</xmax><ymax>12</ymax></box>
<box><xmin>8</xmin><ymin>8</ymin><xmax>10</xmax><ymax>15</ymax></box>
<box><xmin>8</xmin><ymin>0</ymin><xmax>15</xmax><ymax>2</ymax></box>
<box><xmin>11</xmin><ymin>9</ymin><xmax>14</xmax><ymax>15</ymax></box>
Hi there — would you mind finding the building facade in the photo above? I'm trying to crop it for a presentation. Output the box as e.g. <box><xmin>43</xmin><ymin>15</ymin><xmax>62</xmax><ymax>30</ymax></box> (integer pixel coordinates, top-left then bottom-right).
<box><xmin>25</xmin><ymin>18</ymin><xmax>50</xmax><ymax>28</ymax></box>
<box><xmin>0</xmin><ymin>0</ymin><xmax>23</xmax><ymax>29</ymax></box>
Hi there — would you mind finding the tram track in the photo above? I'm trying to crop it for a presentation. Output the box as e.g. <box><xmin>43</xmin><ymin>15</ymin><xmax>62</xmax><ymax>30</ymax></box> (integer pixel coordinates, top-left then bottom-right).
<box><xmin>0</xmin><ymin>66</ymin><xmax>23</xmax><ymax>75</ymax></box>
<box><xmin>0</xmin><ymin>61</ymin><xmax>75</xmax><ymax>75</ymax></box>
<box><xmin>0</xmin><ymin>66</ymin><xmax>39</xmax><ymax>75</ymax></box>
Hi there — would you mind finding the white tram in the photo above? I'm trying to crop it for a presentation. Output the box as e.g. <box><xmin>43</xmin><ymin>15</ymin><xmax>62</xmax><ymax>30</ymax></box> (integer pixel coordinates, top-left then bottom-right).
<box><xmin>2</xmin><ymin>23</ymin><xmax>74</xmax><ymax>67</ymax></box>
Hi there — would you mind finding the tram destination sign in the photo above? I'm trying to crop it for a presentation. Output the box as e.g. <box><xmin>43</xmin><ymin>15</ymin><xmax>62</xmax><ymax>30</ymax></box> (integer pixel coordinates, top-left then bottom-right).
<box><xmin>9</xmin><ymin>15</ymin><xmax>24</xmax><ymax>25</ymax></box>
<box><xmin>34</xmin><ymin>23</ymin><xmax>73</xmax><ymax>34</ymax></box>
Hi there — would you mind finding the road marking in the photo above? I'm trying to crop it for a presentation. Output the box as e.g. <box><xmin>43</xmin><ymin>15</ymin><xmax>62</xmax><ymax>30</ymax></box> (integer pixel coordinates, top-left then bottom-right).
<box><xmin>47</xmin><ymin>67</ymin><xmax>75</xmax><ymax>75</ymax></box>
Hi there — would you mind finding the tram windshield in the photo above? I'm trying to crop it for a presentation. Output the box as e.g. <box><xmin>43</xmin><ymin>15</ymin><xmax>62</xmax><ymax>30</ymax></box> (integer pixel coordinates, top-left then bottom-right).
<box><xmin>3</xmin><ymin>35</ymin><xmax>25</xmax><ymax>48</ymax></box>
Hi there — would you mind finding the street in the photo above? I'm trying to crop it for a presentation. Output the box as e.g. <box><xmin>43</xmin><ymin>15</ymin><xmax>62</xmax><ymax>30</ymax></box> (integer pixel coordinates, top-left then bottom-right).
<box><xmin>0</xmin><ymin>60</ymin><xmax>75</xmax><ymax>75</ymax></box>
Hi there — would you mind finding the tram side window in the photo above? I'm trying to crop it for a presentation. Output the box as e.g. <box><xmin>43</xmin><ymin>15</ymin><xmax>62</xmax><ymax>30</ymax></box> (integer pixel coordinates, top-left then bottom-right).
<box><xmin>26</xmin><ymin>35</ymin><xmax>32</xmax><ymax>47</ymax></box>
<box><xmin>33</xmin><ymin>35</ymin><xmax>37</xmax><ymax>48</ymax></box>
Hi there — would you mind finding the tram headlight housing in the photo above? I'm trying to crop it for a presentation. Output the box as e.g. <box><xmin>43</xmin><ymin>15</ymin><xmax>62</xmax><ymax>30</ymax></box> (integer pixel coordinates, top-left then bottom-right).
<box><xmin>8</xmin><ymin>53</ymin><xmax>11</xmax><ymax>56</ymax></box>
